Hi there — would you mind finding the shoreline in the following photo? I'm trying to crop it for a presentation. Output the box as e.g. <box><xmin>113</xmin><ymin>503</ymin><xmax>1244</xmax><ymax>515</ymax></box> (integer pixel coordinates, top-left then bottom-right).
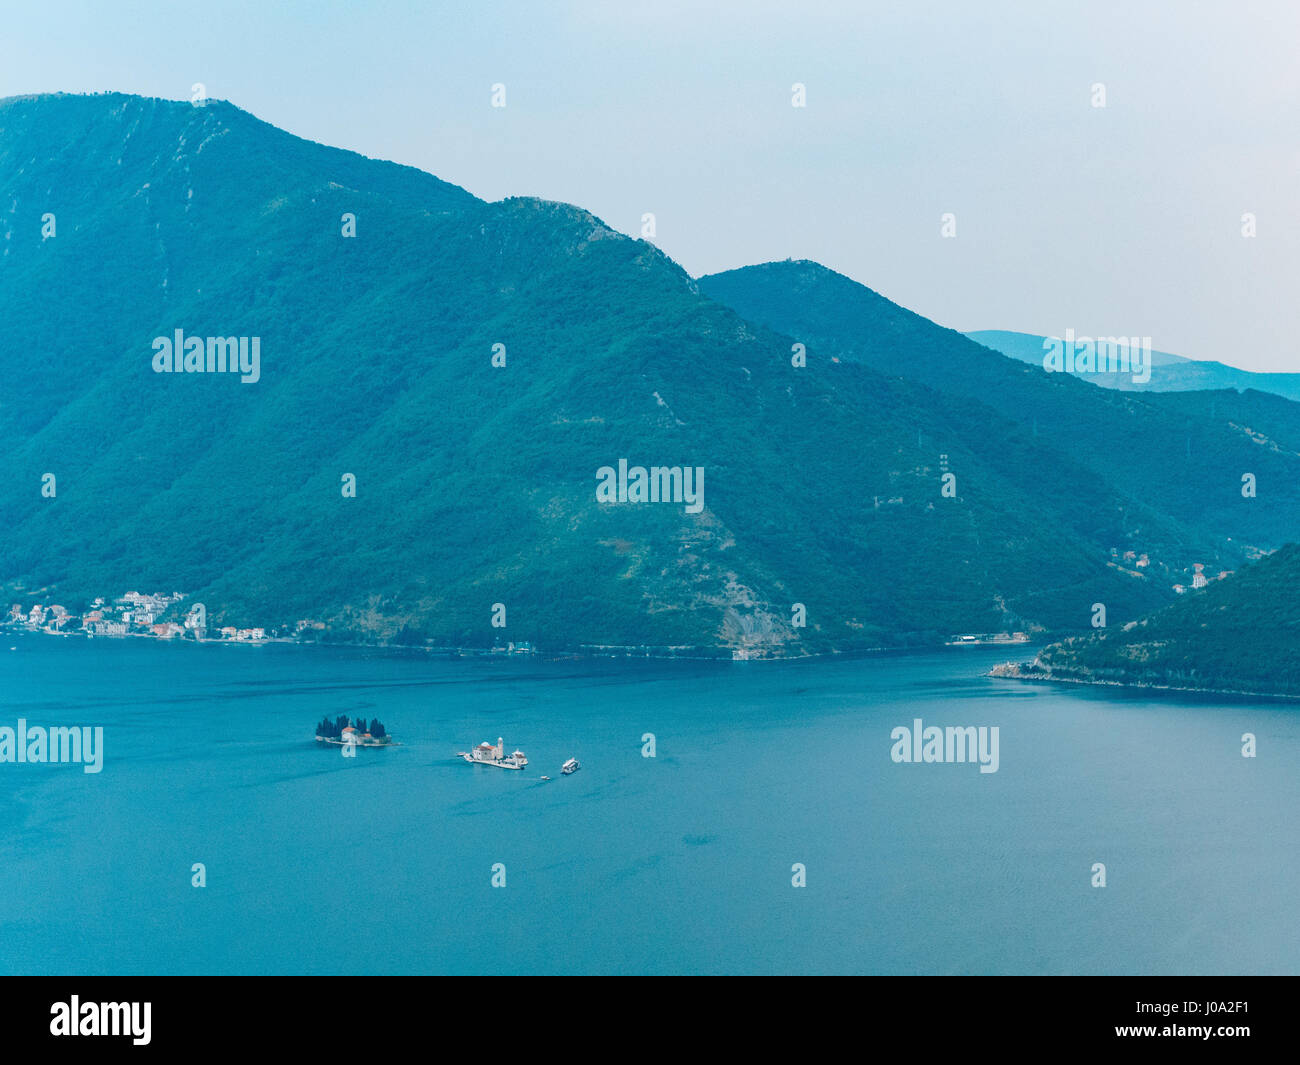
<box><xmin>990</xmin><ymin>663</ymin><xmax>1300</xmax><ymax>703</ymax></box>
<box><xmin>2</xmin><ymin>623</ymin><xmax>1036</xmax><ymax>664</ymax></box>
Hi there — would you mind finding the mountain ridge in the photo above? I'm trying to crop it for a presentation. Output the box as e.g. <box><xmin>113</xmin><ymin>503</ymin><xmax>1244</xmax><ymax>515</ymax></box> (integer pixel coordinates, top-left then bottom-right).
<box><xmin>967</xmin><ymin>328</ymin><xmax>1300</xmax><ymax>404</ymax></box>
<box><xmin>2</xmin><ymin>93</ymin><xmax>1296</xmax><ymax>656</ymax></box>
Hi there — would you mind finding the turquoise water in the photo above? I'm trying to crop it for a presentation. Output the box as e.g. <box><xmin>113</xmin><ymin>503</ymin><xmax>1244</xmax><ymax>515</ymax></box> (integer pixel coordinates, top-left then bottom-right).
<box><xmin>1</xmin><ymin>634</ymin><xmax>1296</xmax><ymax>975</ymax></box>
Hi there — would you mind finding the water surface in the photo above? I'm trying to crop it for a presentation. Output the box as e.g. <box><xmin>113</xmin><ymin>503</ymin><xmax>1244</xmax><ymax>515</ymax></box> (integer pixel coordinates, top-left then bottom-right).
<box><xmin>1</xmin><ymin>635</ymin><xmax>1295</xmax><ymax>974</ymax></box>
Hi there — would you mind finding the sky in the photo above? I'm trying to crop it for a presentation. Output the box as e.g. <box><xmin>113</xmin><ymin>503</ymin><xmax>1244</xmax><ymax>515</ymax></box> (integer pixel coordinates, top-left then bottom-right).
<box><xmin>2</xmin><ymin>0</ymin><xmax>1297</xmax><ymax>370</ymax></box>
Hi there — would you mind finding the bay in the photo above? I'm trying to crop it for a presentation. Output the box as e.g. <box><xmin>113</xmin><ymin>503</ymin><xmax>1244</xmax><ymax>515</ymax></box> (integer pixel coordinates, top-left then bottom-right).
<box><xmin>0</xmin><ymin>633</ymin><xmax>1295</xmax><ymax>974</ymax></box>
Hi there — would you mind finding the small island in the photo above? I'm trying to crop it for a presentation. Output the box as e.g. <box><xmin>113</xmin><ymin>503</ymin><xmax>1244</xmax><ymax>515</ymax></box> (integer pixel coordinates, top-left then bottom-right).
<box><xmin>315</xmin><ymin>714</ymin><xmax>396</xmax><ymax>747</ymax></box>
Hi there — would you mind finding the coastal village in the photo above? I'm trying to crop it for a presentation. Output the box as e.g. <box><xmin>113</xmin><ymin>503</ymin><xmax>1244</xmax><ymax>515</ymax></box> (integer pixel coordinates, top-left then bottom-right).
<box><xmin>0</xmin><ymin>588</ymin><xmax>539</xmax><ymax>653</ymax></box>
<box><xmin>1106</xmin><ymin>548</ymin><xmax>1235</xmax><ymax>595</ymax></box>
<box><xmin>2</xmin><ymin>590</ymin><xmax>299</xmax><ymax>643</ymax></box>
<box><xmin>0</xmin><ymin>548</ymin><xmax>1240</xmax><ymax>652</ymax></box>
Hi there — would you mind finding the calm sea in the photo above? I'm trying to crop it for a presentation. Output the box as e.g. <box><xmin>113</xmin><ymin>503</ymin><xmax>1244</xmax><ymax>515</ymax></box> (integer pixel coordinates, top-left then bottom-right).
<box><xmin>1</xmin><ymin>634</ymin><xmax>1296</xmax><ymax>974</ymax></box>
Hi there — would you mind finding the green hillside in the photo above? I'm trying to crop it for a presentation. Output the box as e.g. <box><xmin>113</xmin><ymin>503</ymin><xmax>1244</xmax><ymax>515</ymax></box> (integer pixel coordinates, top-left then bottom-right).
<box><xmin>1018</xmin><ymin>543</ymin><xmax>1300</xmax><ymax>696</ymax></box>
<box><xmin>698</xmin><ymin>261</ymin><xmax>1300</xmax><ymax>550</ymax></box>
<box><xmin>0</xmin><ymin>94</ymin><xmax>1295</xmax><ymax>655</ymax></box>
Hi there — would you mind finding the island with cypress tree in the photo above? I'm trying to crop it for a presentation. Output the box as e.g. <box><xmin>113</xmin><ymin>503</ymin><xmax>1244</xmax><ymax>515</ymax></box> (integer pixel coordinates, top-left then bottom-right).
<box><xmin>314</xmin><ymin>714</ymin><xmax>397</xmax><ymax>747</ymax></box>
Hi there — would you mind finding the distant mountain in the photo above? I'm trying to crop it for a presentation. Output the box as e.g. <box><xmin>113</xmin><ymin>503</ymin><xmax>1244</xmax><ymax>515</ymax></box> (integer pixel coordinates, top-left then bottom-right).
<box><xmin>967</xmin><ymin>329</ymin><xmax>1300</xmax><ymax>404</ymax></box>
<box><xmin>698</xmin><ymin>261</ymin><xmax>1300</xmax><ymax>556</ymax></box>
<box><xmin>1001</xmin><ymin>543</ymin><xmax>1300</xmax><ymax>698</ymax></box>
<box><xmin>2</xmin><ymin>95</ymin><xmax>1298</xmax><ymax>656</ymax></box>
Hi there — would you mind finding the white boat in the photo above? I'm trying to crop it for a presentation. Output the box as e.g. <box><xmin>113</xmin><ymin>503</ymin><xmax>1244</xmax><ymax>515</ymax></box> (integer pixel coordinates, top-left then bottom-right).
<box><xmin>561</xmin><ymin>757</ymin><xmax>580</xmax><ymax>775</ymax></box>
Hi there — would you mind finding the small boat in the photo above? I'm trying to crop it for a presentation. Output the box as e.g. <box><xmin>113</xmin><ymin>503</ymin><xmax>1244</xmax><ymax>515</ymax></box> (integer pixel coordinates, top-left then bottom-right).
<box><xmin>561</xmin><ymin>758</ymin><xmax>580</xmax><ymax>775</ymax></box>
<box><xmin>540</xmin><ymin>775</ymin><xmax>551</xmax><ymax>781</ymax></box>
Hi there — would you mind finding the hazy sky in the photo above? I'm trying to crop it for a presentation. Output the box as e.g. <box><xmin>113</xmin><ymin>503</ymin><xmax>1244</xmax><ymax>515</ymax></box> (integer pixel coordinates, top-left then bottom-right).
<box><xmin>3</xmin><ymin>1</ymin><xmax>1297</xmax><ymax>370</ymax></box>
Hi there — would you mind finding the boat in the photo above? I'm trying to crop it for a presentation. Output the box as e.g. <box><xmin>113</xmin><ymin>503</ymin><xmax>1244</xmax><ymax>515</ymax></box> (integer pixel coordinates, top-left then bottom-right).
<box><xmin>561</xmin><ymin>757</ymin><xmax>580</xmax><ymax>775</ymax></box>
<box><xmin>540</xmin><ymin>775</ymin><xmax>551</xmax><ymax>781</ymax></box>
<box><xmin>457</xmin><ymin>737</ymin><xmax>528</xmax><ymax>770</ymax></box>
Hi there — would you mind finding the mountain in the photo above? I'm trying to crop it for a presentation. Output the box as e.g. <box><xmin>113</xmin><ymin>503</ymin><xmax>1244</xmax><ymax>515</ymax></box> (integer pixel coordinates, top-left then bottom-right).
<box><xmin>697</xmin><ymin>261</ymin><xmax>1300</xmax><ymax>555</ymax></box>
<box><xmin>966</xmin><ymin>329</ymin><xmax>1300</xmax><ymax>404</ymax></box>
<box><xmin>1000</xmin><ymin>543</ymin><xmax>1300</xmax><ymax>697</ymax></box>
<box><xmin>1</xmin><ymin>94</ymin><xmax>1297</xmax><ymax>656</ymax></box>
